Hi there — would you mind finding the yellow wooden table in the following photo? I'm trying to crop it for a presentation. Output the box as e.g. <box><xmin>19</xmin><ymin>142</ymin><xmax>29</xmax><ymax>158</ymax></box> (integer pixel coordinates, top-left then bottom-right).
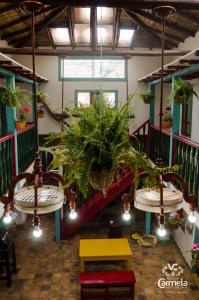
<box><xmin>79</xmin><ymin>238</ymin><xmax>132</xmax><ymax>272</ymax></box>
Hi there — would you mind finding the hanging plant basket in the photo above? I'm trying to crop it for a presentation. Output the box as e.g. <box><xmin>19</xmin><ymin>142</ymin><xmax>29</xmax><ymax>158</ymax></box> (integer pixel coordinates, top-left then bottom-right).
<box><xmin>162</xmin><ymin>120</ymin><xmax>172</xmax><ymax>129</ymax></box>
<box><xmin>89</xmin><ymin>169</ymin><xmax>115</xmax><ymax>196</ymax></box>
<box><xmin>37</xmin><ymin>112</ymin><xmax>45</xmax><ymax>118</ymax></box>
<box><xmin>174</xmin><ymin>96</ymin><xmax>184</xmax><ymax>104</ymax></box>
<box><xmin>169</xmin><ymin>223</ymin><xmax>180</xmax><ymax>230</ymax></box>
<box><xmin>15</xmin><ymin>120</ymin><xmax>26</xmax><ymax>129</ymax></box>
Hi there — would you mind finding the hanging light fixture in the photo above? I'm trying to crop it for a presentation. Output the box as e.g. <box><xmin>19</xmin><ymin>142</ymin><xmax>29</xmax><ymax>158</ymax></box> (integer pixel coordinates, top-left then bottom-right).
<box><xmin>69</xmin><ymin>191</ymin><xmax>78</xmax><ymax>220</ymax></box>
<box><xmin>0</xmin><ymin>1</ymin><xmax>69</xmax><ymax>238</ymax></box>
<box><xmin>133</xmin><ymin>5</ymin><xmax>196</xmax><ymax>237</ymax></box>
<box><xmin>122</xmin><ymin>194</ymin><xmax>131</xmax><ymax>221</ymax></box>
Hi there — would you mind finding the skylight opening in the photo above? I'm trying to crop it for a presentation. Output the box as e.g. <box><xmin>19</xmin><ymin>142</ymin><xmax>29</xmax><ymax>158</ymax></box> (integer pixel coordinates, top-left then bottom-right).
<box><xmin>50</xmin><ymin>28</ymin><xmax>70</xmax><ymax>45</ymax></box>
<box><xmin>119</xmin><ymin>29</ymin><xmax>135</xmax><ymax>44</ymax></box>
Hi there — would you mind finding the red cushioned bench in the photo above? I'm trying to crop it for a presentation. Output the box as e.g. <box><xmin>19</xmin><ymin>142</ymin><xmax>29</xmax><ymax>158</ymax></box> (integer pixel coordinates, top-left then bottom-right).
<box><xmin>80</xmin><ymin>271</ymin><xmax>136</xmax><ymax>299</ymax></box>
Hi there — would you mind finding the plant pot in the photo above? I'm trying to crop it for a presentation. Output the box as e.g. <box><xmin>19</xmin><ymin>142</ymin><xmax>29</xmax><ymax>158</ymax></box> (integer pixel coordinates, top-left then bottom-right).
<box><xmin>174</xmin><ymin>96</ymin><xmax>184</xmax><ymax>104</ymax></box>
<box><xmin>89</xmin><ymin>169</ymin><xmax>115</xmax><ymax>196</ymax></box>
<box><xmin>15</xmin><ymin>120</ymin><xmax>26</xmax><ymax>129</ymax></box>
<box><xmin>37</xmin><ymin>112</ymin><xmax>45</xmax><ymax>118</ymax></box>
<box><xmin>169</xmin><ymin>223</ymin><xmax>180</xmax><ymax>230</ymax></box>
<box><xmin>143</xmin><ymin>98</ymin><xmax>151</xmax><ymax>104</ymax></box>
<box><xmin>162</xmin><ymin>120</ymin><xmax>172</xmax><ymax>129</ymax></box>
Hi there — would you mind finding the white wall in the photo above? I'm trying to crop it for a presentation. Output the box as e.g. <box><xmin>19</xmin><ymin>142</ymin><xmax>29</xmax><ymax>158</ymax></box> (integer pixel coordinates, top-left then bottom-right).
<box><xmin>11</xmin><ymin>54</ymin><xmax>166</xmax><ymax>134</ymax></box>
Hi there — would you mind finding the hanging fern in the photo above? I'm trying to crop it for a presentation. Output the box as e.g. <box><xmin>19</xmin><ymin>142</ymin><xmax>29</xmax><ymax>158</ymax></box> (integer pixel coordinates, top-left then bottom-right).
<box><xmin>43</xmin><ymin>95</ymin><xmax>152</xmax><ymax>197</ymax></box>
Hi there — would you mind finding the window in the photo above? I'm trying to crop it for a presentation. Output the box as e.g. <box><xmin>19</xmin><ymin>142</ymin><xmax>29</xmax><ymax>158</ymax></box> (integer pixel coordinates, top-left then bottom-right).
<box><xmin>76</xmin><ymin>90</ymin><xmax>117</xmax><ymax>107</ymax></box>
<box><xmin>59</xmin><ymin>57</ymin><xmax>126</xmax><ymax>80</ymax></box>
<box><xmin>181</xmin><ymin>100</ymin><xmax>192</xmax><ymax>137</ymax></box>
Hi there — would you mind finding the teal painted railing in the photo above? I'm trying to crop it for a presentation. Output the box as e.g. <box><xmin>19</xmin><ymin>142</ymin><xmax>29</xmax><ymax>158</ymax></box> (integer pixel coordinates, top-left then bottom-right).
<box><xmin>0</xmin><ymin>133</ymin><xmax>15</xmax><ymax>197</ymax></box>
<box><xmin>17</xmin><ymin>124</ymin><xmax>37</xmax><ymax>174</ymax></box>
<box><xmin>149</xmin><ymin>124</ymin><xmax>199</xmax><ymax>206</ymax></box>
<box><xmin>131</xmin><ymin>120</ymin><xmax>149</xmax><ymax>153</ymax></box>
<box><xmin>149</xmin><ymin>125</ymin><xmax>171</xmax><ymax>166</ymax></box>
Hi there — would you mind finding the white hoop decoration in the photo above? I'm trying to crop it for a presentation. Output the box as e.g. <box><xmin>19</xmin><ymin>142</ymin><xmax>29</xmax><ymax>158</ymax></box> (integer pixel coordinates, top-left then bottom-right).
<box><xmin>135</xmin><ymin>188</ymin><xmax>183</xmax><ymax>213</ymax></box>
<box><xmin>14</xmin><ymin>185</ymin><xmax>64</xmax><ymax>214</ymax></box>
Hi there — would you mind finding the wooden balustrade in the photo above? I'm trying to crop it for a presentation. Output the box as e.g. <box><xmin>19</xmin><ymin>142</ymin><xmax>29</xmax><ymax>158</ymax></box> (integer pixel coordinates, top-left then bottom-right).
<box><xmin>0</xmin><ymin>133</ymin><xmax>15</xmax><ymax>197</ymax></box>
<box><xmin>149</xmin><ymin>124</ymin><xmax>199</xmax><ymax>206</ymax></box>
<box><xmin>0</xmin><ymin>124</ymin><xmax>37</xmax><ymax>196</ymax></box>
<box><xmin>17</xmin><ymin>124</ymin><xmax>37</xmax><ymax>174</ymax></box>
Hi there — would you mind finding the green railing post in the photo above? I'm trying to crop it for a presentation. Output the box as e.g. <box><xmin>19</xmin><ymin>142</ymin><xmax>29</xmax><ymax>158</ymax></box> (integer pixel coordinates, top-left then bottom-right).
<box><xmin>55</xmin><ymin>209</ymin><xmax>61</xmax><ymax>241</ymax></box>
<box><xmin>149</xmin><ymin>84</ymin><xmax>155</xmax><ymax>124</ymax></box>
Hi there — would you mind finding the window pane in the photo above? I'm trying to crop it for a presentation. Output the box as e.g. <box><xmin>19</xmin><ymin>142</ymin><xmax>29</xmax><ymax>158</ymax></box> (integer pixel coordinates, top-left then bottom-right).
<box><xmin>61</xmin><ymin>57</ymin><xmax>125</xmax><ymax>79</ymax></box>
<box><xmin>62</xmin><ymin>59</ymin><xmax>92</xmax><ymax>78</ymax></box>
<box><xmin>77</xmin><ymin>92</ymin><xmax>90</xmax><ymax>107</ymax></box>
<box><xmin>93</xmin><ymin>59</ymin><xmax>125</xmax><ymax>78</ymax></box>
<box><xmin>103</xmin><ymin>92</ymin><xmax>116</xmax><ymax>107</ymax></box>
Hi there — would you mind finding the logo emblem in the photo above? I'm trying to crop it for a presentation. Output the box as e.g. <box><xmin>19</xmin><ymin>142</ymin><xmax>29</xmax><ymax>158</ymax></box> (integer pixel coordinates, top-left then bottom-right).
<box><xmin>162</xmin><ymin>263</ymin><xmax>183</xmax><ymax>277</ymax></box>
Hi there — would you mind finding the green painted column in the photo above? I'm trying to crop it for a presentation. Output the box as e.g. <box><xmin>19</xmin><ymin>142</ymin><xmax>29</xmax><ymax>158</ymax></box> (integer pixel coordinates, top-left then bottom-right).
<box><xmin>145</xmin><ymin>83</ymin><xmax>155</xmax><ymax>234</ymax></box>
<box><xmin>145</xmin><ymin>212</ymin><xmax>151</xmax><ymax>235</ymax></box>
<box><xmin>169</xmin><ymin>75</ymin><xmax>180</xmax><ymax>167</ymax></box>
<box><xmin>149</xmin><ymin>84</ymin><xmax>155</xmax><ymax>124</ymax></box>
<box><xmin>55</xmin><ymin>209</ymin><xmax>61</xmax><ymax>241</ymax></box>
<box><xmin>5</xmin><ymin>75</ymin><xmax>15</xmax><ymax>133</ymax></box>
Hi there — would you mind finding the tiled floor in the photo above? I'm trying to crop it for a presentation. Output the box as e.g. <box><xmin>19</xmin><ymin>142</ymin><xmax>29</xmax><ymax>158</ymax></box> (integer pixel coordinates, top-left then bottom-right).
<box><xmin>0</xmin><ymin>206</ymin><xmax>199</xmax><ymax>300</ymax></box>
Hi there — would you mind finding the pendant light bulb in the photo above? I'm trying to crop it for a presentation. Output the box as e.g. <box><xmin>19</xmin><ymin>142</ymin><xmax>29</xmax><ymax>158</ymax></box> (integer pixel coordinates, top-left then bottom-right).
<box><xmin>69</xmin><ymin>209</ymin><xmax>77</xmax><ymax>220</ymax></box>
<box><xmin>3</xmin><ymin>212</ymin><xmax>12</xmax><ymax>224</ymax></box>
<box><xmin>157</xmin><ymin>223</ymin><xmax>166</xmax><ymax>237</ymax></box>
<box><xmin>33</xmin><ymin>225</ymin><xmax>42</xmax><ymax>238</ymax></box>
<box><xmin>188</xmin><ymin>211</ymin><xmax>196</xmax><ymax>223</ymax></box>
<box><xmin>122</xmin><ymin>210</ymin><xmax>131</xmax><ymax>221</ymax></box>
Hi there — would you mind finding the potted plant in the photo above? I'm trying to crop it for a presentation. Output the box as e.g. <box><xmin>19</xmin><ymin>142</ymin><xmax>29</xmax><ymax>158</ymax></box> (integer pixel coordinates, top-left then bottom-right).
<box><xmin>0</xmin><ymin>86</ymin><xmax>28</xmax><ymax>107</ymax></box>
<box><xmin>44</xmin><ymin>94</ymin><xmax>151</xmax><ymax>197</ymax></box>
<box><xmin>168</xmin><ymin>211</ymin><xmax>181</xmax><ymax>229</ymax></box>
<box><xmin>36</xmin><ymin>90</ymin><xmax>48</xmax><ymax>104</ymax></box>
<box><xmin>162</xmin><ymin>112</ymin><xmax>172</xmax><ymax>129</ymax></box>
<box><xmin>37</xmin><ymin>105</ymin><xmax>45</xmax><ymax>118</ymax></box>
<box><xmin>15</xmin><ymin>107</ymin><xmax>29</xmax><ymax>129</ymax></box>
<box><xmin>171</xmin><ymin>79</ymin><xmax>199</xmax><ymax>104</ymax></box>
<box><xmin>191</xmin><ymin>244</ymin><xmax>199</xmax><ymax>275</ymax></box>
<box><xmin>139</xmin><ymin>91</ymin><xmax>153</xmax><ymax>104</ymax></box>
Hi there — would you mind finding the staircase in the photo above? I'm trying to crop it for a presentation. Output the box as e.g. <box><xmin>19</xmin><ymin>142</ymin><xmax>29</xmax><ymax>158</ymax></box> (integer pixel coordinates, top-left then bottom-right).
<box><xmin>60</xmin><ymin>170</ymin><xmax>133</xmax><ymax>239</ymax></box>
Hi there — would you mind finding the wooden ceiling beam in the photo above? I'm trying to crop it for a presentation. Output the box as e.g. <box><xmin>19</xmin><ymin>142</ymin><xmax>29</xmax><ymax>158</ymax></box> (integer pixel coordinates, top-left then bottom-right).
<box><xmin>2</xmin><ymin>1</ymin><xmax>199</xmax><ymax>10</ymax></box>
<box><xmin>90</xmin><ymin>7</ymin><xmax>97</xmax><ymax>51</ymax></box>
<box><xmin>0</xmin><ymin>4</ymin><xmax>18</xmax><ymax>15</ymax></box>
<box><xmin>167</xmin><ymin>65</ymin><xmax>187</xmax><ymax>70</ymax></box>
<box><xmin>0</xmin><ymin>6</ymin><xmax>53</xmax><ymax>32</ymax></box>
<box><xmin>178</xmin><ymin>10</ymin><xmax>199</xmax><ymax>24</ymax></box>
<box><xmin>11</xmin><ymin>6</ymin><xmax>66</xmax><ymax>47</ymax></box>
<box><xmin>2</xmin><ymin>5</ymin><xmax>65</xmax><ymax>41</ymax></box>
<box><xmin>67</xmin><ymin>7</ymin><xmax>75</xmax><ymax>49</ymax></box>
<box><xmin>0</xmin><ymin>61</ymin><xmax>12</xmax><ymax>66</ymax></box>
<box><xmin>130</xmin><ymin>9</ymin><xmax>195</xmax><ymax>37</ymax></box>
<box><xmin>0</xmin><ymin>47</ymin><xmax>189</xmax><ymax>57</ymax></box>
<box><xmin>123</xmin><ymin>10</ymin><xmax>175</xmax><ymax>49</ymax></box>
<box><xmin>180</xmin><ymin>59</ymin><xmax>199</xmax><ymax>65</ymax></box>
<box><xmin>130</xmin><ymin>25</ymin><xmax>139</xmax><ymax>50</ymax></box>
<box><xmin>46</xmin><ymin>28</ymin><xmax>56</xmax><ymax>49</ymax></box>
<box><xmin>112</xmin><ymin>8</ymin><xmax>120</xmax><ymax>50</ymax></box>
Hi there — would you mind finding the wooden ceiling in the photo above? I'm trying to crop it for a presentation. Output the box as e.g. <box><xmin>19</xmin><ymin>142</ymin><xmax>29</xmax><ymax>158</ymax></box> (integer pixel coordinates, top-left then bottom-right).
<box><xmin>0</xmin><ymin>1</ymin><xmax>199</xmax><ymax>51</ymax></box>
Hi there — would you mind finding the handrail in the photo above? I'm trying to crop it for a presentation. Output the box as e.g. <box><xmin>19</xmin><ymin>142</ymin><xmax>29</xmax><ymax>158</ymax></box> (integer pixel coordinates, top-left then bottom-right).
<box><xmin>150</xmin><ymin>124</ymin><xmax>199</xmax><ymax>150</ymax></box>
<box><xmin>16</xmin><ymin>123</ymin><xmax>36</xmax><ymax>136</ymax></box>
<box><xmin>132</xmin><ymin>120</ymin><xmax>149</xmax><ymax>135</ymax></box>
<box><xmin>0</xmin><ymin>133</ymin><xmax>14</xmax><ymax>144</ymax></box>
